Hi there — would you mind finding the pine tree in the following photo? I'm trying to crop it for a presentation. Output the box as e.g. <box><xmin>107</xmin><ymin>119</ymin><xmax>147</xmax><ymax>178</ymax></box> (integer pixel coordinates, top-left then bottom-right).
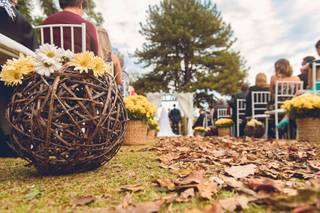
<box><xmin>134</xmin><ymin>0</ymin><xmax>247</xmax><ymax>106</ymax></box>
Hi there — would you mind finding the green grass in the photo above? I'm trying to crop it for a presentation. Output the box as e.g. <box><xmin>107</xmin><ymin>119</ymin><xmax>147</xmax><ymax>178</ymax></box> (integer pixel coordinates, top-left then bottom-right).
<box><xmin>0</xmin><ymin>146</ymin><xmax>175</xmax><ymax>213</ymax></box>
<box><xmin>0</xmin><ymin>146</ymin><xmax>277</xmax><ymax>213</ymax></box>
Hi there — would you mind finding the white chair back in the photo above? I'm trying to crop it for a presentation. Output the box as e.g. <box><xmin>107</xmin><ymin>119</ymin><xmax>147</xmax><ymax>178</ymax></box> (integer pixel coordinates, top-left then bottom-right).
<box><xmin>312</xmin><ymin>62</ymin><xmax>320</xmax><ymax>93</ymax></box>
<box><xmin>34</xmin><ymin>23</ymin><xmax>87</xmax><ymax>53</ymax></box>
<box><xmin>275</xmin><ymin>81</ymin><xmax>303</xmax><ymax>139</ymax></box>
<box><xmin>236</xmin><ymin>99</ymin><xmax>246</xmax><ymax>137</ymax></box>
<box><xmin>217</xmin><ymin>108</ymin><xmax>230</xmax><ymax>119</ymax></box>
<box><xmin>251</xmin><ymin>91</ymin><xmax>270</xmax><ymax>118</ymax></box>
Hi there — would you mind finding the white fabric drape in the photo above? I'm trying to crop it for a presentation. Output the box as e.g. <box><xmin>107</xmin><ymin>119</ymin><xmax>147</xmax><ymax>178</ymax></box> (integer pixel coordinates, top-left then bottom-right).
<box><xmin>176</xmin><ymin>93</ymin><xmax>194</xmax><ymax>136</ymax></box>
<box><xmin>147</xmin><ymin>92</ymin><xmax>163</xmax><ymax>109</ymax></box>
<box><xmin>157</xmin><ymin>107</ymin><xmax>176</xmax><ymax>137</ymax></box>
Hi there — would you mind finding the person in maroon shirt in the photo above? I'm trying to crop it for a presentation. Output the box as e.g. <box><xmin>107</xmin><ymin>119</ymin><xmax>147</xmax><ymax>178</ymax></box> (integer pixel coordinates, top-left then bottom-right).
<box><xmin>43</xmin><ymin>0</ymin><xmax>99</xmax><ymax>55</ymax></box>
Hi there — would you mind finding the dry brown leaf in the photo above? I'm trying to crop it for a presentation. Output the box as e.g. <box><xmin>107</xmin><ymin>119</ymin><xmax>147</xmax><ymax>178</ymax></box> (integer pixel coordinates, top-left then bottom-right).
<box><xmin>124</xmin><ymin>200</ymin><xmax>162</xmax><ymax>213</ymax></box>
<box><xmin>245</xmin><ymin>177</ymin><xmax>282</xmax><ymax>193</ymax></box>
<box><xmin>205</xmin><ymin>203</ymin><xmax>224</xmax><ymax>213</ymax></box>
<box><xmin>72</xmin><ymin>195</ymin><xmax>96</xmax><ymax>206</ymax></box>
<box><xmin>175</xmin><ymin>170</ymin><xmax>205</xmax><ymax>185</ymax></box>
<box><xmin>154</xmin><ymin>178</ymin><xmax>175</xmax><ymax>191</ymax></box>
<box><xmin>225</xmin><ymin>164</ymin><xmax>257</xmax><ymax>179</ymax></box>
<box><xmin>292</xmin><ymin>205</ymin><xmax>317</xmax><ymax>213</ymax></box>
<box><xmin>219</xmin><ymin>196</ymin><xmax>249</xmax><ymax>212</ymax></box>
<box><xmin>120</xmin><ymin>184</ymin><xmax>144</xmax><ymax>193</ymax></box>
<box><xmin>197</xmin><ymin>180</ymin><xmax>218</xmax><ymax>200</ymax></box>
<box><xmin>179</xmin><ymin>188</ymin><xmax>195</xmax><ymax>201</ymax></box>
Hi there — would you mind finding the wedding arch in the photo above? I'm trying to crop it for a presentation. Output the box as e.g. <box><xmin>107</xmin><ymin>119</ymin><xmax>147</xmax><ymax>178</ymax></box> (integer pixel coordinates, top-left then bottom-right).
<box><xmin>146</xmin><ymin>92</ymin><xmax>194</xmax><ymax>136</ymax></box>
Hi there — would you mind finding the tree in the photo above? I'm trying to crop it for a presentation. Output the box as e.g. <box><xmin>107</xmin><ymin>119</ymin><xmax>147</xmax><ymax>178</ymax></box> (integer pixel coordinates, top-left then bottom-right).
<box><xmin>134</xmin><ymin>0</ymin><xmax>247</xmax><ymax>106</ymax></box>
<box><xmin>17</xmin><ymin>0</ymin><xmax>103</xmax><ymax>26</ymax></box>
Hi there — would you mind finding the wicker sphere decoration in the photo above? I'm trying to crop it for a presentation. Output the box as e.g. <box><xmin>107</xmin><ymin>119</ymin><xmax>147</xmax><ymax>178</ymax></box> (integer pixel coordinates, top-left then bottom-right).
<box><xmin>6</xmin><ymin>66</ymin><xmax>127</xmax><ymax>174</ymax></box>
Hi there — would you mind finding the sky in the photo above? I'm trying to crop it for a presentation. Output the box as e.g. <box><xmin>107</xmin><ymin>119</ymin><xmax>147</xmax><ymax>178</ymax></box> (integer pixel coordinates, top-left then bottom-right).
<box><xmin>95</xmin><ymin>0</ymin><xmax>320</xmax><ymax>84</ymax></box>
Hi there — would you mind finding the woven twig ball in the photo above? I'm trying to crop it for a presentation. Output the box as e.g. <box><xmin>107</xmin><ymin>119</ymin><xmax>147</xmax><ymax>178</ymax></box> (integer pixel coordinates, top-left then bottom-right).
<box><xmin>6</xmin><ymin>66</ymin><xmax>127</xmax><ymax>174</ymax></box>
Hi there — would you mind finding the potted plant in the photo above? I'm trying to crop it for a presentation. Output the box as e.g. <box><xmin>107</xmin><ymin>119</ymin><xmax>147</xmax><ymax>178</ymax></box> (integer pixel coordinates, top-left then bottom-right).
<box><xmin>282</xmin><ymin>94</ymin><xmax>320</xmax><ymax>143</ymax></box>
<box><xmin>193</xmin><ymin>127</ymin><xmax>208</xmax><ymax>137</ymax></box>
<box><xmin>244</xmin><ymin>119</ymin><xmax>265</xmax><ymax>138</ymax></box>
<box><xmin>215</xmin><ymin>118</ymin><xmax>233</xmax><ymax>137</ymax></box>
<box><xmin>147</xmin><ymin>117</ymin><xmax>158</xmax><ymax>142</ymax></box>
<box><xmin>124</xmin><ymin>95</ymin><xmax>156</xmax><ymax>145</ymax></box>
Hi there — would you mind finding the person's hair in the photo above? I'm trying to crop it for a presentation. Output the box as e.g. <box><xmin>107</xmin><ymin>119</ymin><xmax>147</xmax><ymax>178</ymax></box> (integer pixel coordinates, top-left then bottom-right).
<box><xmin>315</xmin><ymin>40</ymin><xmax>320</xmax><ymax>49</ymax></box>
<box><xmin>275</xmin><ymin>58</ymin><xmax>293</xmax><ymax>77</ymax></box>
<box><xmin>302</xmin><ymin>56</ymin><xmax>315</xmax><ymax>66</ymax></box>
<box><xmin>241</xmin><ymin>83</ymin><xmax>249</xmax><ymax>92</ymax></box>
<box><xmin>255</xmin><ymin>73</ymin><xmax>267</xmax><ymax>88</ymax></box>
<box><xmin>97</xmin><ymin>27</ymin><xmax>112</xmax><ymax>62</ymax></box>
<box><xmin>173</xmin><ymin>104</ymin><xmax>176</xmax><ymax>107</ymax></box>
<box><xmin>59</xmin><ymin>0</ymin><xmax>87</xmax><ymax>9</ymax></box>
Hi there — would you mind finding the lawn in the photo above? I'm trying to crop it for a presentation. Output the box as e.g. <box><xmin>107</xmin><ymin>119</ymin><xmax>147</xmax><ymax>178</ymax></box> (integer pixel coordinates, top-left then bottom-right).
<box><xmin>0</xmin><ymin>137</ymin><xmax>319</xmax><ymax>213</ymax></box>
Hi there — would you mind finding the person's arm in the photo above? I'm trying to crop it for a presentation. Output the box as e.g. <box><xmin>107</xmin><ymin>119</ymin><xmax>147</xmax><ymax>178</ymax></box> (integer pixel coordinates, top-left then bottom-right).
<box><xmin>112</xmin><ymin>54</ymin><xmax>122</xmax><ymax>85</ymax></box>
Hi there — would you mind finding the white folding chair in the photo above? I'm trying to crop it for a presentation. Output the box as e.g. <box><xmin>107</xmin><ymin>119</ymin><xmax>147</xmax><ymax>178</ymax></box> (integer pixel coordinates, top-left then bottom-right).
<box><xmin>311</xmin><ymin>62</ymin><xmax>320</xmax><ymax>93</ymax></box>
<box><xmin>217</xmin><ymin>108</ymin><xmax>229</xmax><ymax>119</ymax></box>
<box><xmin>236</xmin><ymin>99</ymin><xmax>246</xmax><ymax>137</ymax></box>
<box><xmin>275</xmin><ymin>81</ymin><xmax>303</xmax><ymax>139</ymax></box>
<box><xmin>252</xmin><ymin>91</ymin><xmax>271</xmax><ymax>138</ymax></box>
<box><xmin>34</xmin><ymin>23</ymin><xmax>87</xmax><ymax>53</ymax></box>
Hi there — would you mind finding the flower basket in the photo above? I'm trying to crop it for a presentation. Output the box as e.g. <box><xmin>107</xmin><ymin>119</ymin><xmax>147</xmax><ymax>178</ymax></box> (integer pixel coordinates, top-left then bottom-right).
<box><xmin>1</xmin><ymin>45</ymin><xmax>127</xmax><ymax>174</ymax></box>
<box><xmin>244</xmin><ymin>119</ymin><xmax>265</xmax><ymax>138</ymax></box>
<box><xmin>6</xmin><ymin>67</ymin><xmax>127</xmax><ymax>174</ymax></box>
<box><xmin>282</xmin><ymin>94</ymin><xmax>320</xmax><ymax>144</ymax></box>
<box><xmin>296</xmin><ymin>118</ymin><xmax>320</xmax><ymax>144</ymax></box>
<box><xmin>218</xmin><ymin>127</ymin><xmax>231</xmax><ymax>137</ymax></box>
<box><xmin>124</xmin><ymin>121</ymin><xmax>148</xmax><ymax>145</ymax></box>
<box><xmin>147</xmin><ymin>129</ymin><xmax>157</xmax><ymax>142</ymax></box>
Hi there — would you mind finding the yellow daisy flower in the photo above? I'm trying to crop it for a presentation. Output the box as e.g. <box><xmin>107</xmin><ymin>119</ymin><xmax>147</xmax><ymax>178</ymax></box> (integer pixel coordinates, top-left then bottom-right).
<box><xmin>70</xmin><ymin>52</ymin><xmax>95</xmax><ymax>73</ymax></box>
<box><xmin>92</xmin><ymin>57</ymin><xmax>109</xmax><ymax>77</ymax></box>
<box><xmin>0</xmin><ymin>66</ymin><xmax>24</xmax><ymax>86</ymax></box>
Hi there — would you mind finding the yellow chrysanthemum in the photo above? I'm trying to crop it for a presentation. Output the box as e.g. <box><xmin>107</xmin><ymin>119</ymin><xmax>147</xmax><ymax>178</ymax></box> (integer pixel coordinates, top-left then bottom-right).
<box><xmin>215</xmin><ymin>118</ymin><xmax>233</xmax><ymax>127</ymax></box>
<box><xmin>124</xmin><ymin>95</ymin><xmax>156</xmax><ymax>121</ymax></box>
<box><xmin>91</xmin><ymin>57</ymin><xmax>110</xmax><ymax>77</ymax></box>
<box><xmin>0</xmin><ymin>67</ymin><xmax>24</xmax><ymax>86</ymax></box>
<box><xmin>70</xmin><ymin>52</ymin><xmax>95</xmax><ymax>73</ymax></box>
<box><xmin>5</xmin><ymin>55</ymin><xmax>35</xmax><ymax>76</ymax></box>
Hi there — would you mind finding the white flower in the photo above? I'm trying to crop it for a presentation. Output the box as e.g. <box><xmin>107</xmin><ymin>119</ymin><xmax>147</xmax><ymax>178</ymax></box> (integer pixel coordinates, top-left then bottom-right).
<box><xmin>34</xmin><ymin>60</ymin><xmax>56</xmax><ymax>77</ymax></box>
<box><xmin>58</xmin><ymin>48</ymin><xmax>74</xmax><ymax>63</ymax></box>
<box><xmin>36</xmin><ymin>44</ymin><xmax>62</xmax><ymax>66</ymax></box>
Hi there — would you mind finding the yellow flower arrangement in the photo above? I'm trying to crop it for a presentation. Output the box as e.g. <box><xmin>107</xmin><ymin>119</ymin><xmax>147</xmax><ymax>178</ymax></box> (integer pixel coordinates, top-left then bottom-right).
<box><xmin>147</xmin><ymin>117</ymin><xmax>158</xmax><ymax>130</ymax></box>
<box><xmin>70</xmin><ymin>52</ymin><xmax>111</xmax><ymax>77</ymax></box>
<box><xmin>0</xmin><ymin>55</ymin><xmax>35</xmax><ymax>86</ymax></box>
<box><xmin>215</xmin><ymin>118</ymin><xmax>233</xmax><ymax>128</ymax></box>
<box><xmin>124</xmin><ymin>95</ymin><xmax>156</xmax><ymax>121</ymax></box>
<box><xmin>193</xmin><ymin>126</ymin><xmax>209</xmax><ymax>132</ymax></box>
<box><xmin>282</xmin><ymin>94</ymin><xmax>320</xmax><ymax>119</ymax></box>
<box><xmin>246</xmin><ymin>119</ymin><xmax>263</xmax><ymax>127</ymax></box>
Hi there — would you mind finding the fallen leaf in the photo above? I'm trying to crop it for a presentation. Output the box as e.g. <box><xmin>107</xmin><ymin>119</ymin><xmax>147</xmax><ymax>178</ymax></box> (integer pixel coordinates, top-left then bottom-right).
<box><xmin>292</xmin><ymin>205</ymin><xmax>316</xmax><ymax>213</ymax></box>
<box><xmin>178</xmin><ymin>188</ymin><xmax>195</xmax><ymax>201</ymax></box>
<box><xmin>25</xmin><ymin>188</ymin><xmax>42</xmax><ymax>201</ymax></box>
<box><xmin>245</xmin><ymin>178</ymin><xmax>282</xmax><ymax>193</ymax></box>
<box><xmin>225</xmin><ymin>164</ymin><xmax>257</xmax><ymax>179</ymax></box>
<box><xmin>125</xmin><ymin>201</ymin><xmax>162</xmax><ymax>213</ymax></box>
<box><xmin>120</xmin><ymin>184</ymin><xmax>144</xmax><ymax>193</ymax></box>
<box><xmin>205</xmin><ymin>203</ymin><xmax>223</xmax><ymax>213</ymax></box>
<box><xmin>72</xmin><ymin>195</ymin><xmax>96</xmax><ymax>206</ymax></box>
<box><xmin>154</xmin><ymin>178</ymin><xmax>175</xmax><ymax>191</ymax></box>
<box><xmin>197</xmin><ymin>180</ymin><xmax>218</xmax><ymax>200</ymax></box>
<box><xmin>219</xmin><ymin>196</ymin><xmax>250</xmax><ymax>212</ymax></box>
<box><xmin>175</xmin><ymin>170</ymin><xmax>205</xmax><ymax>185</ymax></box>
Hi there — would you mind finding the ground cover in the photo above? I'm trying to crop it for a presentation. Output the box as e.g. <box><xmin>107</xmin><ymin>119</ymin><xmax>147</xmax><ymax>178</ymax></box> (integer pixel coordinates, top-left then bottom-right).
<box><xmin>0</xmin><ymin>137</ymin><xmax>319</xmax><ymax>213</ymax></box>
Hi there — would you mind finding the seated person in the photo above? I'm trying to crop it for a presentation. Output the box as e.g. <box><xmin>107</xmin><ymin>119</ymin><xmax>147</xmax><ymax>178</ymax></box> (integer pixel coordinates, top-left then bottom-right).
<box><xmin>112</xmin><ymin>53</ymin><xmax>123</xmax><ymax>86</ymax></box>
<box><xmin>0</xmin><ymin>0</ymin><xmax>36</xmax><ymax>157</ymax></box>
<box><xmin>97</xmin><ymin>27</ymin><xmax>112</xmax><ymax>62</ymax></box>
<box><xmin>298</xmin><ymin>56</ymin><xmax>315</xmax><ymax>90</ymax></box>
<box><xmin>245</xmin><ymin>73</ymin><xmax>269</xmax><ymax>117</ymax></box>
<box><xmin>270</xmin><ymin>58</ymin><xmax>300</xmax><ymax>97</ymax></box>
<box><xmin>43</xmin><ymin>0</ymin><xmax>99</xmax><ymax>55</ymax></box>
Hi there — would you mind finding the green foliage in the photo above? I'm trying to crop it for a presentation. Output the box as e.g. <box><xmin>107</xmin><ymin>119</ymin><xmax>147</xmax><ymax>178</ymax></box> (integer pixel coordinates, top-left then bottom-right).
<box><xmin>134</xmin><ymin>0</ymin><xmax>247</xmax><ymax>105</ymax></box>
<box><xmin>17</xmin><ymin>0</ymin><xmax>103</xmax><ymax>26</ymax></box>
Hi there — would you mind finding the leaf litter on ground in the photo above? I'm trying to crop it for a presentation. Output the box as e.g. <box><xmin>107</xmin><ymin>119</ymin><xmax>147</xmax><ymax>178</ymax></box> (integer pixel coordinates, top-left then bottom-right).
<box><xmin>149</xmin><ymin>136</ymin><xmax>320</xmax><ymax>212</ymax></box>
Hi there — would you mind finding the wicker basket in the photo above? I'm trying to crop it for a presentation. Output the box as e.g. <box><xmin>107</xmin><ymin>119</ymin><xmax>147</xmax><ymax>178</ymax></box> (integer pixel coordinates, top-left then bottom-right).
<box><xmin>6</xmin><ymin>67</ymin><xmax>127</xmax><ymax>174</ymax></box>
<box><xmin>147</xmin><ymin>129</ymin><xmax>157</xmax><ymax>142</ymax></box>
<box><xmin>296</xmin><ymin>118</ymin><xmax>320</xmax><ymax>144</ymax></box>
<box><xmin>218</xmin><ymin>127</ymin><xmax>231</xmax><ymax>137</ymax></box>
<box><xmin>124</xmin><ymin>121</ymin><xmax>148</xmax><ymax>145</ymax></box>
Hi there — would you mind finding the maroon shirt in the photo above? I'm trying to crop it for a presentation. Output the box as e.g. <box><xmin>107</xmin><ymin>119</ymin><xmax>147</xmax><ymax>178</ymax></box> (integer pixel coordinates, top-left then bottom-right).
<box><xmin>43</xmin><ymin>11</ymin><xmax>99</xmax><ymax>55</ymax></box>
